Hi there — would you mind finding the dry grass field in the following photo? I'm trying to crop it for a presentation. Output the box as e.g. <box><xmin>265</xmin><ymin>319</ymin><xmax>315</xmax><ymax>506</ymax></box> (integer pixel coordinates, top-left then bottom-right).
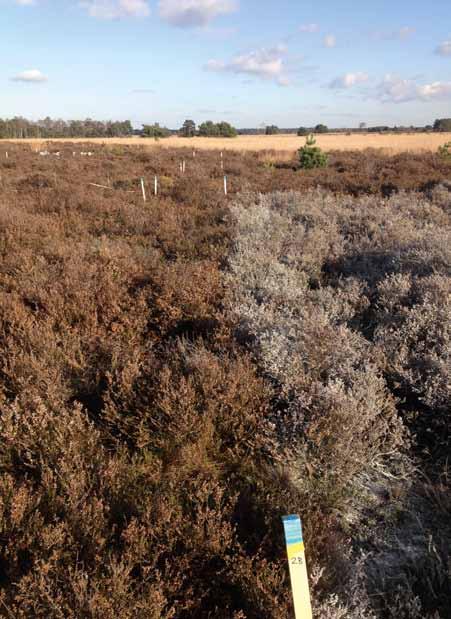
<box><xmin>6</xmin><ymin>131</ymin><xmax>451</xmax><ymax>154</ymax></box>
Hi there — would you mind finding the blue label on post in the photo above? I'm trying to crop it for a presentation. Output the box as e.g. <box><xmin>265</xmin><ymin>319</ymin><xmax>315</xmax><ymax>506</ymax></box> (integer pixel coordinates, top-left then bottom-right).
<box><xmin>282</xmin><ymin>515</ymin><xmax>303</xmax><ymax>546</ymax></box>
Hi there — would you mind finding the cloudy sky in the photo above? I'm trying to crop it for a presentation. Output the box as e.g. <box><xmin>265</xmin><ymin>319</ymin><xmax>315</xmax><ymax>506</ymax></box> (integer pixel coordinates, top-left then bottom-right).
<box><xmin>2</xmin><ymin>0</ymin><xmax>451</xmax><ymax>128</ymax></box>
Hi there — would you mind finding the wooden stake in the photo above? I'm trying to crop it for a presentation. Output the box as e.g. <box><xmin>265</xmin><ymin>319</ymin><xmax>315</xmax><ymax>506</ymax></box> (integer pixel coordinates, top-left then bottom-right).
<box><xmin>140</xmin><ymin>177</ymin><xmax>146</xmax><ymax>202</ymax></box>
<box><xmin>154</xmin><ymin>175</ymin><xmax>158</xmax><ymax>196</ymax></box>
<box><xmin>282</xmin><ymin>515</ymin><xmax>312</xmax><ymax>619</ymax></box>
<box><xmin>89</xmin><ymin>183</ymin><xmax>114</xmax><ymax>190</ymax></box>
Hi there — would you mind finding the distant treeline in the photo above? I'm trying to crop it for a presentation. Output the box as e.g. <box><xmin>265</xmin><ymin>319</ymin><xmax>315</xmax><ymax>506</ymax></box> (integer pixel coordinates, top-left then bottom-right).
<box><xmin>1</xmin><ymin>116</ymin><xmax>450</xmax><ymax>139</ymax></box>
<box><xmin>238</xmin><ymin>124</ymin><xmax>444</xmax><ymax>135</ymax></box>
<box><xmin>0</xmin><ymin>117</ymin><xmax>134</xmax><ymax>139</ymax></box>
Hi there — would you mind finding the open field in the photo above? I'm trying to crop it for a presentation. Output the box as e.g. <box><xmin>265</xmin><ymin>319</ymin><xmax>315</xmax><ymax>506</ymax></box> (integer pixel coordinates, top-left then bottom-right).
<box><xmin>0</xmin><ymin>145</ymin><xmax>449</xmax><ymax>618</ymax></box>
<box><xmin>5</xmin><ymin>131</ymin><xmax>451</xmax><ymax>154</ymax></box>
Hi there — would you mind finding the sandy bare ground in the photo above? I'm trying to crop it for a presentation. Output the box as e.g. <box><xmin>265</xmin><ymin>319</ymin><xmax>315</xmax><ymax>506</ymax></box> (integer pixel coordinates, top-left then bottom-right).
<box><xmin>4</xmin><ymin>132</ymin><xmax>451</xmax><ymax>154</ymax></box>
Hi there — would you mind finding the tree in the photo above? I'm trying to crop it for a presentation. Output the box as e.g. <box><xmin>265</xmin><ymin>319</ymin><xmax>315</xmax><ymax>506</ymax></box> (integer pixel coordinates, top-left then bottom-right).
<box><xmin>314</xmin><ymin>124</ymin><xmax>328</xmax><ymax>134</ymax></box>
<box><xmin>433</xmin><ymin>118</ymin><xmax>451</xmax><ymax>132</ymax></box>
<box><xmin>359</xmin><ymin>122</ymin><xmax>367</xmax><ymax>130</ymax></box>
<box><xmin>298</xmin><ymin>134</ymin><xmax>328</xmax><ymax>169</ymax></box>
<box><xmin>142</xmin><ymin>123</ymin><xmax>171</xmax><ymax>138</ymax></box>
<box><xmin>297</xmin><ymin>127</ymin><xmax>309</xmax><ymax>136</ymax></box>
<box><xmin>197</xmin><ymin>121</ymin><xmax>237</xmax><ymax>137</ymax></box>
<box><xmin>198</xmin><ymin>121</ymin><xmax>220</xmax><ymax>137</ymax></box>
<box><xmin>180</xmin><ymin>119</ymin><xmax>196</xmax><ymax>137</ymax></box>
<box><xmin>265</xmin><ymin>125</ymin><xmax>279</xmax><ymax>135</ymax></box>
<box><xmin>216</xmin><ymin>121</ymin><xmax>237</xmax><ymax>137</ymax></box>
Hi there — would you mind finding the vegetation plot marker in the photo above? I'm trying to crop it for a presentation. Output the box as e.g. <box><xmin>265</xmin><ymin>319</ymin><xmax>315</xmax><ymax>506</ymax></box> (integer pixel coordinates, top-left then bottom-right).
<box><xmin>282</xmin><ymin>515</ymin><xmax>312</xmax><ymax>619</ymax></box>
<box><xmin>140</xmin><ymin>177</ymin><xmax>146</xmax><ymax>202</ymax></box>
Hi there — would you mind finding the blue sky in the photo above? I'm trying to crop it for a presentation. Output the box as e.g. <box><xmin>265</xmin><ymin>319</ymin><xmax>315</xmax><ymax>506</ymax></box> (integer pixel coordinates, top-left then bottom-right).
<box><xmin>2</xmin><ymin>0</ymin><xmax>451</xmax><ymax>128</ymax></box>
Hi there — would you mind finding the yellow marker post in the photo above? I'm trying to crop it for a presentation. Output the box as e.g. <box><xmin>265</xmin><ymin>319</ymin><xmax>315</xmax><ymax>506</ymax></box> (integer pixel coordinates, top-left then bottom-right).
<box><xmin>282</xmin><ymin>515</ymin><xmax>312</xmax><ymax>619</ymax></box>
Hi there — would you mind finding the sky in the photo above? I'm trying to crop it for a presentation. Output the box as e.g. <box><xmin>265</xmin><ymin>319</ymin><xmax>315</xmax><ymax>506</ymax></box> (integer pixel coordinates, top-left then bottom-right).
<box><xmin>1</xmin><ymin>0</ymin><xmax>451</xmax><ymax>128</ymax></box>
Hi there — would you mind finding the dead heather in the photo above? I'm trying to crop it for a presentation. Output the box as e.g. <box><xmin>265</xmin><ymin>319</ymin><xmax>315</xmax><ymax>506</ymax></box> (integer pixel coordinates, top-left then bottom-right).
<box><xmin>0</xmin><ymin>143</ymin><xmax>449</xmax><ymax>618</ymax></box>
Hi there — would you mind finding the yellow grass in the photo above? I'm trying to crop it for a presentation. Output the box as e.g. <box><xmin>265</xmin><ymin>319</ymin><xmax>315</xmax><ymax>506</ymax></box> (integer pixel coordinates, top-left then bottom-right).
<box><xmin>5</xmin><ymin>132</ymin><xmax>451</xmax><ymax>154</ymax></box>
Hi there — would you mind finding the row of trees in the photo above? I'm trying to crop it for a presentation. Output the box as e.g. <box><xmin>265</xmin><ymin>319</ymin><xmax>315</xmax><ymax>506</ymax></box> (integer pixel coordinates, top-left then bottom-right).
<box><xmin>245</xmin><ymin>121</ymin><xmax>451</xmax><ymax>135</ymax></box>
<box><xmin>142</xmin><ymin>123</ymin><xmax>172</xmax><ymax>138</ymax></box>
<box><xmin>0</xmin><ymin>117</ymin><xmax>134</xmax><ymax>139</ymax></box>
<box><xmin>140</xmin><ymin>120</ymin><xmax>238</xmax><ymax>138</ymax></box>
<box><xmin>264</xmin><ymin>124</ymin><xmax>329</xmax><ymax>136</ymax></box>
<box><xmin>179</xmin><ymin>120</ymin><xmax>237</xmax><ymax>138</ymax></box>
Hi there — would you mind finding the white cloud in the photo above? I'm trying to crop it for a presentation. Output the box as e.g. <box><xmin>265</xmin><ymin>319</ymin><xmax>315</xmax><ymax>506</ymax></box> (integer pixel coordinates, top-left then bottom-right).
<box><xmin>158</xmin><ymin>0</ymin><xmax>237</xmax><ymax>28</ymax></box>
<box><xmin>417</xmin><ymin>82</ymin><xmax>451</xmax><ymax>98</ymax></box>
<box><xmin>15</xmin><ymin>0</ymin><xmax>36</xmax><ymax>5</ymax></box>
<box><xmin>277</xmin><ymin>76</ymin><xmax>290</xmax><ymax>87</ymax></box>
<box><xmin>377</xmin><ymin>74</ymin><xmax>451</xmax><ymax>103</ymax></box>
<box><xmin>206</xmin><ymin>45</ymin><xmax>289</xmax><ymax>85</ymax></box>
<box><xmin>371</xmin><ymin>26</ymin><xmax>416</xmax><ymax>41</ymax></box>
<box><xmin>299</xmin><ymin>23</ymin><xmax>319</xmax><ymax>33</ymax></box>
<box><xmin>80</xmin><ymin>0</ymin><xmax>150</xmax><ymax>19</ymax></box>
<box><xmin>330</xmin><ymin>72</ymin><xmax>369</xmax><ymax>89</ymax></box>
<box><xmin>11</xmin><ymin>69</ymin><xmax>47</xmax><ymax>82</ymax></box>
<box><xmin>435</xmin><ymin>40</ymin><xmax>451</xmax><ymax>56</ymax></box>
<box><xmin>323</xmin><ymin>34</ymin><xmax>336</xmax><ymax>48</ymax></box>
<box><xmin>398</xmin><ymin>26</ymin><xmax>415</xmax><ymax>40</ymax></box>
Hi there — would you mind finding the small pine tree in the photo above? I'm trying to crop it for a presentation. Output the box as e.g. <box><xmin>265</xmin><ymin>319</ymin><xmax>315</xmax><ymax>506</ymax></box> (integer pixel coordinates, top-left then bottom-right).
<box><xmin>438</xmin><ymin>142</ymin><xmax>451</xmax><ymax>160</ymax></box>
<box><xmin>298</xmin><ymin>134</ymin><xmax>328</xmax><ymax>169</ymax></box>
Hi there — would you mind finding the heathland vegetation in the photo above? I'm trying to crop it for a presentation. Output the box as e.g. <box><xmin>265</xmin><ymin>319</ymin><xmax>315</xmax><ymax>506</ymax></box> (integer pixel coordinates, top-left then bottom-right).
<box><xmin>0</xmin><ymin>143</ymin><xmax>449</xmax><ymax>617</ymax></box>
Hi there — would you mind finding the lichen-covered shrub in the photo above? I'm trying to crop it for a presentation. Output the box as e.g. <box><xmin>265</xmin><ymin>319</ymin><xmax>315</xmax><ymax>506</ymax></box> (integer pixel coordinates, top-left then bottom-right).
<box><xmin>227</xmin><ymin>188</ymin><xmax>450</xmax><ymax>616</ymax></box>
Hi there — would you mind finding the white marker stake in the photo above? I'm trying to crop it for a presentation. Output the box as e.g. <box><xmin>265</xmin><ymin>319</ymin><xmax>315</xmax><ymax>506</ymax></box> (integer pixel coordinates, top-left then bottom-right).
<box><xmin>282</xmin><ymin>515</ymin><xmax>312</xmax><ymax>619</ymax></box>
<box><xmin>223</xmin><ymin>175</ymin><xmax>228</xmax><ymax>196</ymax></box>
<box><xmin>183</xmin><ymin>160</ymin><xmax>186</xmax><ymax>174</ymax></box>
<box><xmin>140</xmin><ymin>177</ymin><xmax>146</xmax><ymax>202</ymax></box>
<box><xmin>5</xmin><ymin>152</ymin><xmax>8</xmax><ymax>159</ymax></box>
<box><xmin>193</xmin><ymin>150</ymin><xmax>196</xmax><ymax>158</ymax></box>
<box><xmin>154</xmin><ymin>175</ymin><xmax>158</xmax><ymax>196</ymax></box>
